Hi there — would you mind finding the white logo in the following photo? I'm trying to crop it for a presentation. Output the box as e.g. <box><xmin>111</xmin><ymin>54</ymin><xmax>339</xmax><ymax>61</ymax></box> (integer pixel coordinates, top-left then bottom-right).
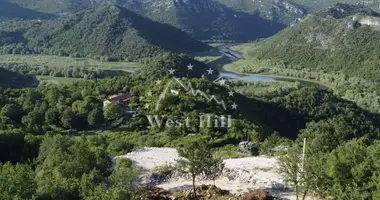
<box><xmin>144</xmin><ymin>64</ymin><xmax>238</xmax><ymax>129</ymax></box>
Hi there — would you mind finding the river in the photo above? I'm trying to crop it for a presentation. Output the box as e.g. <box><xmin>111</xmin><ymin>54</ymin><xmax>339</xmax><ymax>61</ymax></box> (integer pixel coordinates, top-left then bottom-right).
<box><xmin>212</xmin><ymin>45</ymin><xmax>328</xmax><ymax>89</ymax></box>
<box><xmin>212</xmin><ymin>45</ymin><xmax>276</xmax><ymax>82</ymax></box>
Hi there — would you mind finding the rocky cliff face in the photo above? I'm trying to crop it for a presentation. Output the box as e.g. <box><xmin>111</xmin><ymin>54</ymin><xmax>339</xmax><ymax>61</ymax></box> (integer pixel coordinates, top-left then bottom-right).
<box><xmin>249</xmin><ymin>0</ymin><xmax>307</xmax><ymax>24</ymax></box>
<box><xmin>351</xmin><ymin>15</ymin><xmax>380</xmax><ymax>29</ymax></box>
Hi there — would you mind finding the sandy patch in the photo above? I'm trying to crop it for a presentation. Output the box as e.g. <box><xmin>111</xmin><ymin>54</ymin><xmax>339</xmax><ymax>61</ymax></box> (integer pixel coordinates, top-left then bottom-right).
<box><xmin>115</xmin><ymin>147</ymin><xmax>179</xmax><ymax>170</ymax></box>
<box><xmin>115</xmin><ymin>147</ymin><xmax>316</xmax><ymax>200</ymax></box>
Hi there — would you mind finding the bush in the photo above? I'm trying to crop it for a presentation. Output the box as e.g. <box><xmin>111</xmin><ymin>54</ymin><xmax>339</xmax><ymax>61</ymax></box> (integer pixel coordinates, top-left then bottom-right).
<box><xmin>107</xmin><ymin>140</ymin><xmax>134</xmax><ymax>156</ymax></box>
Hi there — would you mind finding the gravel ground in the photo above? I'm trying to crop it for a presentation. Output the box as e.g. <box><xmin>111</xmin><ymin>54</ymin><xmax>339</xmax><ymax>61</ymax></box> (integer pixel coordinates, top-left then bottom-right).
<box><xmin>115</xmin><ymin>147</ymin><xmax>315</xmax><ymax>200</ymax></box>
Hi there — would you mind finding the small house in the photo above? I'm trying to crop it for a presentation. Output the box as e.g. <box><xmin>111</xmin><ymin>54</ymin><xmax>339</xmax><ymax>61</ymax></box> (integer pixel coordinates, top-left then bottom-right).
<box><xmin>103</xmin><ymin>93</ymin><xmax>131</xmax><ymax>107</ymax></box>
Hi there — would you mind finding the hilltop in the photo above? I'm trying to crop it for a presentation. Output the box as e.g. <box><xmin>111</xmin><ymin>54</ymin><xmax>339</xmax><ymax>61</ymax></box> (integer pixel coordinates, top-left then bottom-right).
<box><xmin>0</xmin><ymin>5</ymin><xmax>210</xmax><ymax>60</ymax></box>
<box><xmin>5</xmin><ymin>0</ymin><xmax>286</xmax><ymax>41</ymax></box>
<box><xmin>117</xmin><ymin>0</ymin><xmax>286</xmax><ymax>41</ymax></box>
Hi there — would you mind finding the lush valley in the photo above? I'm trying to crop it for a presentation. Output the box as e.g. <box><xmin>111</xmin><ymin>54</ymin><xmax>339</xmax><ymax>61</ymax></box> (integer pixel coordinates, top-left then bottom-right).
<box><xmin>1</xmin><ymin>1</ymin><xmax>380</xmax><ymax>200</ymax></box>
<box><xmin>227</xmin><ymin>4</ymin><xmax>380</xmax><ymax>113</ymax></box>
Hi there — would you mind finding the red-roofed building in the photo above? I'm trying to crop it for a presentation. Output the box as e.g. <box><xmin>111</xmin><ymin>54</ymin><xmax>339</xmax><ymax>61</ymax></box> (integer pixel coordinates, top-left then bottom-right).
<box><xmin>103</xmin><ymin>93</ymin><xmax>130</xmax><ymax>107</ymax></box>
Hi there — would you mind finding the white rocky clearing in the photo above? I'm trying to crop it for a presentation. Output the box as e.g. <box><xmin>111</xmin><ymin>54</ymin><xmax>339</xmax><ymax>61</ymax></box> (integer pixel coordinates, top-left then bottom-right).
<box><xmin>115</xmin><ymin>147</ymin><xmax>315</xmax><ymax>200</ymax></box>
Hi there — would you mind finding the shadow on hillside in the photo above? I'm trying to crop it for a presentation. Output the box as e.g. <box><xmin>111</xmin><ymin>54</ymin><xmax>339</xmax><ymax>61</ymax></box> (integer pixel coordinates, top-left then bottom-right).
<box><xmin>0</xmin><ymin>68</ymin><xmax>39</xmax><ymax>88</ymax></box>
<box><xmin>119</xmin><ymin>7</ymin><xmax>211</xmax><ymax>54</ymax></box>
<box><xmin>0</xmin><ymin>1</ymin><xmax>56</xmax><ymax>20</ymax></box>
<box><xmin>174</xmin><ymin>0</ymin><xmax>286</xmax><ymax>41</ymax></box>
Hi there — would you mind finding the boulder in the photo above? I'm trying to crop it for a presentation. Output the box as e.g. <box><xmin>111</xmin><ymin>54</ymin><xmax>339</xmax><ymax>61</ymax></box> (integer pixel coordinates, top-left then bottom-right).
<box><xmin>238</xmin><ymin>141</ymin><xmax>258</xmax><ymax>155</ymax></box>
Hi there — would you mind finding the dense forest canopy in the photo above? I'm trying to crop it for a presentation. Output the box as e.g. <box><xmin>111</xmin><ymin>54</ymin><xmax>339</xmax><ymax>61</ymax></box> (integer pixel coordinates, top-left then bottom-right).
<box><xmin>228</xmin><ymin>4</ymin><xmax>380</xmax><ymax>113</ymax></box>
<box><xmin>1</xmin><ymin>1</ymin><xmax>380</xmax><ymax>199</ymax></box>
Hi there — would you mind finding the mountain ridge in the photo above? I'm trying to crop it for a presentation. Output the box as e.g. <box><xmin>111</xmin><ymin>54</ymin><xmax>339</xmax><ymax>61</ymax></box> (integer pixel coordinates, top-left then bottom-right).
<box><xmin>0</xmin><ymin>5</ymin><xmax>210</xmax><ymax>60</ymax></box>
<box><xmin>4</xmin><ymin>0</ymin><xmax>287</xmax><ymax>41</ymax></box>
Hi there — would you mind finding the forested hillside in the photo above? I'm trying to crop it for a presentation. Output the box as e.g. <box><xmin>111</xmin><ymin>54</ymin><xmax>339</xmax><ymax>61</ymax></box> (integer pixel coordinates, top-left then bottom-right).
<box><xmin>232</xmin><ymin>4</ymin><xmax>380</xmax><ymax>112</ymax></box>
<box><xmin>0</xmin><ymin>5</ymin><xmax>210</xmax><ymax>61</ymax></box>
<box><xmin>3</xmin><ymin>0</ymin><xmax>380</xmax><ymax>199</ymax></box>
<box><xmin>116</xmin><ymin>0</ymin><xmax>286</xmax><ymax>41</ymax></box>
<box><xmin>4</xmin><ymin>0</ymin><xmax>286</xmax><ymax>41</ymax></box>
<box><xmin>249</xmin><ymin>4</ymin><xmax>380</xmax><ymax>81</ymax></box>
<box><xmin>2</xmin><ymin>70</ymin><xmax>380</xmax><ymax>199</ymax></box>
<box><xmin>6</xmin><ymin>0</ymin><xmax>380</xmax><ymax>41</ymax></box>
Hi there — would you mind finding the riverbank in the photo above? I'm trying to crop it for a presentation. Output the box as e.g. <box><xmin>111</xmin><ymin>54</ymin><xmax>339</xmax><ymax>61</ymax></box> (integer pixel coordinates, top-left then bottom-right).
<box><xmin>209</xmin><ymin>45</ymin><xmax>331</xmax><ymax>89</ymax></box>
<box><xmin>223</xmin><ymin>64</ymin><xmax>331</xmax><ymax>89</ymax></box>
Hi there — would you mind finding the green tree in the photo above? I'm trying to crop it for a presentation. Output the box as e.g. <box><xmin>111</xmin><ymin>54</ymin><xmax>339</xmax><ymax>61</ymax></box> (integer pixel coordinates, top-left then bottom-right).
<box><xmin>22</xmin><ymin>111</ymin><xmax>44</xmax><ymax>129</ymax></box>
<box><xmin>326</xmin><ymin>139</ymin><xmax>371</xmax><ymax>199</ymax></box>
<box><xmin>36</xmin><ymin>135</ymin><xmax>111</xmax><ymax>199</ymax></box>
<box><xmin>278</xmin><ymin>146</ymin><xmax>308</xmax><ymax>200</ymax></box>
<box><xmin>45</xmin><ymin>108</ymin><xmax>60</xmax><ymax>126</ymax></box>
<box><xmin>107</xmin><ymin>140</ymin><xmax>134</xmax><ymax>156</ymax></box>
<box><xmin>61</xmin><ymin>107</ymin><xmax>76</xmax><ymax>129</ymax></box>
<box><xmin>88</xmin><ymin>108</ymin><xmax>104</xmax><ymax>126</ymax></box>
<box><xmin>176</xmin><ymin>141</ymin><xmax>216</xmax><ymax>198</ymax></box>
<box><xmin>1</xmin><ymin>104</ymin><xmax>22</xmax><ymax>122</ymax></box>
<box><xmin>0</xmin><ymin>162</ymin><xmax>37</xmax><ymax>200</ymax></box>
<box><xmin>109</xmin><ymin>158</ymin><xmax>141</xmax><ymax>195</ymax></box>
<box><xmin>205</xmin><ymin>156</ymin><xmax>224</xmax><ymax>185</ymax></box>
<box><xmin>104</xmin><ymin>103</ymin><xmax>122</xmax><ymax>121</ymax></box>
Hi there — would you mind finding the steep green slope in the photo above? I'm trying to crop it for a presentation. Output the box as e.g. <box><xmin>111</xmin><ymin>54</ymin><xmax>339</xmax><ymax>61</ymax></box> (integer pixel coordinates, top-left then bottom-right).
<box><xmin>0</xmin><ymin>5</ymin><xmax>210</xmax><ymax>60</ymax></box>
<box><xmin>229</xmin><ymin>4</ymin><xmax>380</xmax><ymax>113</ymax></box>
<box><xmin>0</xmin><ymin>68</ymin><xmax>38</xmax><ymax>88</ymax></box>
<box><xmin>248</xmin><ymin>3</ymin><xmax>380</xmax><ymax>82</ymax></box>
<box><xmin>5</xmin><ymin>0</ymin><xmax>92</xmax><ymax>14</ymax></box>
<box><xmin>115</xmin><ymin>0</ymin><xmax>287</xmax><ymax>41</ymax></box>
<box><xmin>6</xmin><ymin>0</ymin><xmax>286</xmax><ymax>41</ymax></box>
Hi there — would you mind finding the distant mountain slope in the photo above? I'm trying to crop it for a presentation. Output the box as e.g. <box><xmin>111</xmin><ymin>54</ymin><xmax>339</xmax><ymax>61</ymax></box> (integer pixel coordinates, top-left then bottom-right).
<box><xmin>5</xmin><ymin>0</ymin><xmax>93</xmax><ymax>15</ymax></box>
<box><xmin>0</xmin><ymin>1</ymin><xmax>55</xmax><ymax>20</ymax></box>
<box><xmin>0</xmin><ymin>5</ymin><xmax>210</xmax><ymax>60</ymax></box>
<box><xmin>215</xmin><ymin>0</ymin><xmax>307</xmax><ymax>24</ymax></box>
<box><xmin>6</xmin><ymin>0</ymin><xmax>286</xmax><ymax>41</ymax></box>
<box><xmin>85</xmin><ymin>0</ymin><xmax>281</xmax><ymax>41</ymax></box>
<box><xmin>246</xmin><ymin>3</ymin><xmax>380</xmax><ymax>82</ymax></box>
<box><xmin>115</xmin><ymin>0</ymin><xmax>287</xmax><ymax>41</ymax></box>
<box><xmin>292</xmin><ymin>0</ymin><xmax>380</xmax><ymax>12</ymax></box>
<box><xmin>0</xmin><ymin>68</ymin><xmax>38</xmax><ymax>88</ymax></box>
